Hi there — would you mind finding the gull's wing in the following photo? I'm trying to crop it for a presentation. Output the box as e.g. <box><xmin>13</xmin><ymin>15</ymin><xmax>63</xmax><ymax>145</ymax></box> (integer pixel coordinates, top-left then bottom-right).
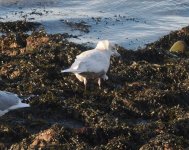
<box><xmin>0</xmin><ymin>91</ymin><xmax>30</xmax><ymax>116</ymax></box>
<box><xmin>62</xmin><ymin>49</ymin><xmax>97</xmax><ymax>73</ymax></box>
<box><xmin>70</xmin><ymin>50</ymin><xmax>110</xmax><ymax>73</ymax></box>
<box><xmin>76</xmin><ymin>49</ymin><xmax>96</xmax><ymax>59</ymax></box>
<box><xmin>0</xmin><ymin>91</ymin><xmax>19</xmax><ymax>111</ymax></box>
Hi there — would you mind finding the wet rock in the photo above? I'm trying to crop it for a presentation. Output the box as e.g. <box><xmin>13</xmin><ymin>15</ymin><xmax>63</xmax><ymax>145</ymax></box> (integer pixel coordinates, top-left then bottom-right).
<box><xmin>15</xmin><ymin>33</ymin><xmax>27</xmax><ymax>49</ymax></box>
<box><xmin>30</xmin><ymin>128</ymin><xmax>57</xmax><ymax>149</ymax></box>
<box><xmin>61</xmin><ymin>20</ymin><xmax>91</xmax><ymax>33</ymax></box>
<box><xmin>0</xmin><ymin>21</ymin><xmax>41</xmax><ymax>33</ymax></box>
<box><xmin>26</xmin><ymin>34</ymin><xmax>49</xmax><ymax>52</ymax></box>
<box><xmin>139</xmin><ymin>133</ymin><xmax>189</xmax><ymax>150</ymax></box>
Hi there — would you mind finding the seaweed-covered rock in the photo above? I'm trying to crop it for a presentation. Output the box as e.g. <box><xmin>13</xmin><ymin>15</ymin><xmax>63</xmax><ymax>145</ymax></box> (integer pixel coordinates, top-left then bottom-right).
<box><xmin>0</xmin><ymin>20</ymin><xmax>41</xmax><ymax>33</ymax></box>
<box><xmin>0</xmin><ymin>21</ymin><xmax>189</xmax><ymax>149</ymax></box>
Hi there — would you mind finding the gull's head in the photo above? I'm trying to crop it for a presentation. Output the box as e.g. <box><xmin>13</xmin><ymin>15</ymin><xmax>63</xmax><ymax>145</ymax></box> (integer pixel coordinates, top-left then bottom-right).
<box><xmin>96</xmin><ymin>40</ymin><xmax>120</xmax><ymax>57</ymax></box>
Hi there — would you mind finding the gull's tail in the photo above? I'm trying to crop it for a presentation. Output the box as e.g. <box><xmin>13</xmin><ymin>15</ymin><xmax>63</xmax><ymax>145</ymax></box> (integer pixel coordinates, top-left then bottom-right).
<box><xmin>0</xmin><ymin>102</ymin><xmax>30</xmax><ymax>117</ymax></box>
<box><xmin>61</xmin><ymin>68</ymin><xmax>82</xmax><ymax>73</ymax></box>
<box><xmin>0</xmin><ymin>110</ymin><xmax>8</xmax><ymax>117</ymax></box>
<box><xmin>8</xmin><ymin>101</ymin><xmax>30</xmax><ymax>110</ymax></box>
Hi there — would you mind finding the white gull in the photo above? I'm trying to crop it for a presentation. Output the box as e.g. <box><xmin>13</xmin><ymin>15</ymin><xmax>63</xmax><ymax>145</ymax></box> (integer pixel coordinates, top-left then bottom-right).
<box><xmin>61</xmin><ymin>40</ymin><xmax>120</xmax><ymax>89</ymax></box>
<box><xmin>0</xmin><ymin>91</ymin><xmax>30</xmax><ymax>117</ymax></box>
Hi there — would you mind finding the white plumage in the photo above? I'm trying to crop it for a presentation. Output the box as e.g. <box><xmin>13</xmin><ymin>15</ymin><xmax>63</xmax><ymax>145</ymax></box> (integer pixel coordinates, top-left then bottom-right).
<box><xmin>61</xmin><ymin>40</ymin><xmax>120</xmax><ymax>89</ymax></box>
<box><xmin>0</xmin><ymin>91</ymin><xmax>30</xmax><ymax>117</ymax></box>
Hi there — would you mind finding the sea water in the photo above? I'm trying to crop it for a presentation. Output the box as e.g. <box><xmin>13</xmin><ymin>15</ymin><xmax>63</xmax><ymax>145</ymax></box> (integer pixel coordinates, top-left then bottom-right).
<box><xmin>0</xmin><ymin>0</ymin><xmax>189</xmax><ymax>49</ymax></box>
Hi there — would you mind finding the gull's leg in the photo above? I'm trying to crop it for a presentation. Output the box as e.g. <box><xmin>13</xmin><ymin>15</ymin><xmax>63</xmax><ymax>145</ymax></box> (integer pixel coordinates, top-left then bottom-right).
<box><xmin>83</xmin><ymin>78</ymin><xmax>87</xmax><ymax>91</ymax></box>
<box><xmin>98</xmin><ymin>78</ymin><xmax>101</xmax><ymax>89</ymax></box>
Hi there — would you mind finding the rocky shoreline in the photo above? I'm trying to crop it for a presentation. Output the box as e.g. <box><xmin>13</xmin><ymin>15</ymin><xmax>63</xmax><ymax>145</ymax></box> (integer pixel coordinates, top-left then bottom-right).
<box><xmin>0</xmin><ymin>21</ymin><xmax>189</xmax><ymax>149</ymax></box>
